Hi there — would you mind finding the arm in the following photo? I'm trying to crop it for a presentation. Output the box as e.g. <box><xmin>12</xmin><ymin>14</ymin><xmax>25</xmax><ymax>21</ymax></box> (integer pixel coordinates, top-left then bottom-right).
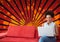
<box><xmin>55</xmin><ymin>24</ymin><xmax>59</xmax><ymax>36</ymax></box>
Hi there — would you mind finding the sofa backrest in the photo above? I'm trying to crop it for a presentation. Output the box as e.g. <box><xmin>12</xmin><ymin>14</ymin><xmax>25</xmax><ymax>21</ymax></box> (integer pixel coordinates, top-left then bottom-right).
<box><xmin>7</xmin><ymin>26</ymin><xmax>37</xmax><ymax>38</ymax></box>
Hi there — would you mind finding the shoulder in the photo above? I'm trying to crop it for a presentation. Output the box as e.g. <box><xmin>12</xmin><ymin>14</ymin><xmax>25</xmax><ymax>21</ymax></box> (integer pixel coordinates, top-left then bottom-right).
<box><xmin>52</xmin><ymin>22</ymin><xmax>57</xmax><ymax>28</ymax></box>
<box><xmin>44</xmin><ymin>22</ymin><xmax>47</xmax><ymax>25</ymax></box>
<box><xmin>52</xmin><ymin>22</ymin><xmax>58</xmax><ymax>27</ymax></box>
<box><xmin>42</xmin><ymin>22</ymin><xmax>47</xmax><ymax>26</ymax></box>
<box><xmin>52</xmin><ymin>22</ymin><xmax>55</xmax><ymax>25</ymax></box>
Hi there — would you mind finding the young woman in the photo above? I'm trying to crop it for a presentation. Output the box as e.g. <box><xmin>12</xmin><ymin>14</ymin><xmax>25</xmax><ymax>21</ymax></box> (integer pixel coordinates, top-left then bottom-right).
<box><xmin>39</xmin><ymin>10</ymin><xmax>58</xmax><ymax>42</ymax></box>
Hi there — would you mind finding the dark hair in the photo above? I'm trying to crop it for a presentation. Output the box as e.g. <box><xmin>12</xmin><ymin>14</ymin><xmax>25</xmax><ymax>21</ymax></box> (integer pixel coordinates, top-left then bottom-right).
<box><xmin>45</xmin><ymin>10</ymin><xmax>54</xmax><ymax>18</ymax></box>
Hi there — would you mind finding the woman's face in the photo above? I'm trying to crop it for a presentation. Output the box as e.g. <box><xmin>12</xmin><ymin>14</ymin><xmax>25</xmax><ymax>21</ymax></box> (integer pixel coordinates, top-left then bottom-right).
<box><xmin>46</xmin><ymin>15</ymin><xmax>52</xmax><ymax>23</ymax></box>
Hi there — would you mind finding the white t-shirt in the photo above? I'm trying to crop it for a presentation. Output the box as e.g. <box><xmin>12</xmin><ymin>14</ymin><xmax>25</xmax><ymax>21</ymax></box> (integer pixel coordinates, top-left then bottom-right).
<box><xmin>43</xmin><ymin>22</ymin><xmax>56</xmax><ymax>36</ymax></box>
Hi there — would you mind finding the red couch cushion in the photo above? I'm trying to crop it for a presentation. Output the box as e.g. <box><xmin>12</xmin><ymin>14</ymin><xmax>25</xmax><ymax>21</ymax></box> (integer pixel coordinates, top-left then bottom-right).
<box><xmin>18</xmin><ymin>26</ymin><xmax>36</xmax><ymax>38</ymax></box>
<box><xmin>0</xmin><ymin>37</ymin><xmax>38</xmax><ymax>42</ymax></box>
<box><xmin>7</xmin><ymin>26</ymin><xmax>36</xmax><ymax>38</ymax></box>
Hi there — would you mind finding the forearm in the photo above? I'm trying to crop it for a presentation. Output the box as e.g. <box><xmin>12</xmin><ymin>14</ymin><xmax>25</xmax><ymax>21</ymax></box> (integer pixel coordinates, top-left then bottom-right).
<box><xmin>55</xmin><ymin>25</ymin><xmax>59</xmax><ymax>36</ymax></box>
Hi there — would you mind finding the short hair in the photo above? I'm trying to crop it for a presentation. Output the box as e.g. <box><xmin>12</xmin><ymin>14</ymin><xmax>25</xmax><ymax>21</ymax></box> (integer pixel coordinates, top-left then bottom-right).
<box><xmin>45</xmin><ymin>10</ymin><xmax>54</xmax><ymax>18</ymax></box>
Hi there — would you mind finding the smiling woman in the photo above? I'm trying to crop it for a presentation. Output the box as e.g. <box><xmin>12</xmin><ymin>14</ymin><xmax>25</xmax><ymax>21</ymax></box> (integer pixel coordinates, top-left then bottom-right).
<box><xmin>38</xmin><ymin>10</ymin><xmax>59</xmax><ymax>42</ymax></box>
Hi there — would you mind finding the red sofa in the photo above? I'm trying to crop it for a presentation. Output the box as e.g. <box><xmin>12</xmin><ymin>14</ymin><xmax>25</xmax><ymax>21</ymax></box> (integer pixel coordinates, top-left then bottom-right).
<box><xmin>0</xmin><ymin>26</ymin><xmax>60</xmax><ymax>42</ymax></box>
<box><xmin>0</xmin><ymin>26</ymin><xmax>38</xmax><ymax>42</ymax></box>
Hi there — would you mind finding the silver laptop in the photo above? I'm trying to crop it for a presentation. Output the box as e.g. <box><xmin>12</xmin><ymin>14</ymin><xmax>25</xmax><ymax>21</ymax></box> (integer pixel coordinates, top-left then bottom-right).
<box><xmin>38</xmin><ymin>27</ymin><xmax>54</xmax><ymax>36</ymax></box>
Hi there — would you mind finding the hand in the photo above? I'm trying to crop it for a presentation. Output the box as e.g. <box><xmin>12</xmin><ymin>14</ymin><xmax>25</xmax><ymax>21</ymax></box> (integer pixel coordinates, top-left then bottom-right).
<box><xmin>54</xmin><ymin>33</ymin><xmax>59</xmax><ymax>37</ymax></box>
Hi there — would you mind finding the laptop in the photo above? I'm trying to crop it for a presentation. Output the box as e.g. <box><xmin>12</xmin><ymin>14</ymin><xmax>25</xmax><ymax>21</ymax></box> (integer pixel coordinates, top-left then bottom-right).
<box><xmin>38</xmin><ymin>27</ymin><xmax>54</xmax><ymax>36</ymax></box>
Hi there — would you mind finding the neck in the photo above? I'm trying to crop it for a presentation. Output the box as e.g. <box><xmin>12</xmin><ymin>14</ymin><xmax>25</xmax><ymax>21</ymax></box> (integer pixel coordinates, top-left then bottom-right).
<box><xmin>47</xmin><ymin>21</ymin><xmax>52</xmax><ymax>25</ymax></box>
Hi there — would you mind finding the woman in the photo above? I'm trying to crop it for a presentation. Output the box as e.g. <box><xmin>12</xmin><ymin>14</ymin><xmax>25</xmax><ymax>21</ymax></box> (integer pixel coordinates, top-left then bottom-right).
<box><xmin>39</xmin><ymin>10</ymin><xmax>59</xmax><ymax>42</ymax></box>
